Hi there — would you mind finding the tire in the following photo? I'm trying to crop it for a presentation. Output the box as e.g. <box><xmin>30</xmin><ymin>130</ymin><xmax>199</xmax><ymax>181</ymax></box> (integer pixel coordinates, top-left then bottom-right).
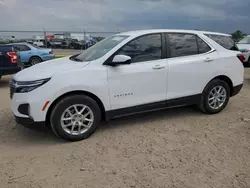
<box><xmin>0</xmin><ymin>75</ymin><xmax>2</xmax><ymax>80</ymax></box>
<box><xmin>50</xmin><ymin>95</ymin><xmax>101</xmax><ymax>141</ymax></box>
<box><xmin>30</xmin><ymin>57</ymin><xmax>42</xmax><ymax>66</ymax></box>
<box><xmin>199</xmin><ymin>79</ymin><xmax>230</xmax><ymax>114</ymax></box>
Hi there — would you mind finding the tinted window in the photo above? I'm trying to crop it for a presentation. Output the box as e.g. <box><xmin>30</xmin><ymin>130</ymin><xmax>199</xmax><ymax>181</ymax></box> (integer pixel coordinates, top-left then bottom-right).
<box><xmin>197</xmin><ymin>37</ymin><xmax>211</xmax><ymax>54</ymax></box>
<box><xmin>168</xmin><ymin>34</ymin><xmax>198</xmax><ymax>57</ymax></box>
<box><xmin>118</xmin><ymin>34</ymin><xmax>162</xmax><ymax>63</ymax></box>
<box><xmin>205</xmin><ymin>34</ymin><xmax>236</xmax><ymax>50</ymax></box>
<box><xmin>16</xmin><ymin>45</ymin><xmax>30</xmax><ymax>51</ymax></box>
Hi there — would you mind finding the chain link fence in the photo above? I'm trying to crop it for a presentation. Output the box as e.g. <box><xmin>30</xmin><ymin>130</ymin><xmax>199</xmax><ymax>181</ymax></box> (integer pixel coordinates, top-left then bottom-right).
<box><xmin>0</xmin><ymin>29</ymin><xmax>119</xmax><ymax>49</ymax></box>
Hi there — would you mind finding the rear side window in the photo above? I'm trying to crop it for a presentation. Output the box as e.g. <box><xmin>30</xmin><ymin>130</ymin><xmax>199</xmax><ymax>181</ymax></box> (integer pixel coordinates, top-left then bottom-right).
<box><xmin>15</xmin><ymin>45</ymin><xmax>31</xmax><ymax>51</ymax></box>
<box><xmin>205</xmin><ymin>34</ymin><xmax>236</xmax><ymax>50</ymax></box>
<box><xmin>168</xmin><ymin>33</ymin><xmax>198</xmax><ymax>57</ymax></box>
<box><xmin>197</xmin><ymin>37</ymin><xmax>211</xmax><ymax>54</ymax></box>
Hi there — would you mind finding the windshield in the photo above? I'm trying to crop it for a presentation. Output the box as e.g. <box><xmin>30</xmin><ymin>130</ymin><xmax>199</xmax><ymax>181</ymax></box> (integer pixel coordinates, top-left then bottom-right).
<box><xmin>75</xmin><ymin>35</ymin><xmax>129</xmax><ymax>61</ymax></box>
<box><xmin>238</xmin><ymin>36</ymin><xmax>250</xmax><ymax>44</ymax></box>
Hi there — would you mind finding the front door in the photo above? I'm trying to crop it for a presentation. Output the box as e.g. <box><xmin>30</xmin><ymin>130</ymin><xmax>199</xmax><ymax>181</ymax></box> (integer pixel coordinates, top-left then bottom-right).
<box><xmin>106</xmin><ymin>33</ymin><xmax>168</xmax><ymax>110</ymax></box>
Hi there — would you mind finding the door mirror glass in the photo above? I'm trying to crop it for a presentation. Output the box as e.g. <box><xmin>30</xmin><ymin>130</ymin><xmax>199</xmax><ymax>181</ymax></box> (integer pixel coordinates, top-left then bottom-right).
<box><xmin>107</xmin><ymin>54</ymin><xmax>131</xmax><ymax>66</ymax></box>
<box><xmin>112</xmin><ymin>54</ymin><xmax>131</xmax><ymax>63</ymax></box>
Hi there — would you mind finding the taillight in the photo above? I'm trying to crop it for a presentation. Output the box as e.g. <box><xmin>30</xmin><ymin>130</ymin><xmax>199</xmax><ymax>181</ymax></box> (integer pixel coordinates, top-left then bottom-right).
<box><xmin>49</xmin><ymin>50</ymin><xmax>53</xmax><ymax>54</ymax></box>
<box><xmin>237</xmin><ymin>54</ymin><xmax>245</xmax><ymax>63</ymax></box>
<box><xmin>7</xmin><ymin>52</ymin><xmax>18</xmax><ymax>63</ymax></box>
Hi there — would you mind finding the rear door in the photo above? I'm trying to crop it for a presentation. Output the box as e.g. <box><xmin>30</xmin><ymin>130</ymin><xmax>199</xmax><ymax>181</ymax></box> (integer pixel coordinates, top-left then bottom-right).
<box><xmin>166</xmin><ymin>33</ymin><xmax>216</xmax><ymax>100</ymax></box>
<box><xmin>15</xmin><ymin>44</ymin><xmax>31</xmax><ymax>63</ymax></box>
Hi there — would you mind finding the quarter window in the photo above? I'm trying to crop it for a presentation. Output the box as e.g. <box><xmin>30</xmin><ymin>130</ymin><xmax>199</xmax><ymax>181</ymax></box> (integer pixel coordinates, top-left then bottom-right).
<box><xmin>168</xmin><ymin>34</ymin><xmax>198</xmax><ymax>57</ymax></box>
<box><xmin>205</xmin><ymin>34</ymin><xmax>237</xmax><ymax>51</ymax></box>
<box><xmin>197</xmin><ymin>37</ymin><xmax>211</xmax><ymax>54</ymax></box>
<box><xmin>118</xmin><ymin>34</ymin><xmax>162</xmax><ymax>63</ymax></box>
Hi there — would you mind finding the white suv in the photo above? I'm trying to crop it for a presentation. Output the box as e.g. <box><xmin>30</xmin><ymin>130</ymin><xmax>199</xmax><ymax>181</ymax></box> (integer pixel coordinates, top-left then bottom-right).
<box><xmin>10</xmin><ymin>29</ymin><xmax>244</xmax><ymax>141</ymax></box>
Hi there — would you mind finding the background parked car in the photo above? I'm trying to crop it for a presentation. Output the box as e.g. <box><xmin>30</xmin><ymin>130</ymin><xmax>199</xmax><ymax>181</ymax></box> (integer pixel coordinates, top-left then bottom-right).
<box><xmin>12</xmin><ymin>43</ymin><xmax>55</xmax><ymax>66</ymax></box>
<box><xmin>47</xmin><ymin>39</ymin><xmax>63</xmax><ymax>48</ymax></box>
<box><xmin>61</xmin><ymin>39</ymin><xmax>72</xmax><ymax>49</ymax></box>
<box><xmin>236</xmin><ymin>35</ymin><xmax>250</xmax><ymax>66</ymax></box>
<box><xmin>33</xmin><ymin>39</ymin><xmax>45</xmax><ymax>47</ymax></box>
<box><xmin>0</xmin><ymin>45</ymin><xmax>21</xmax><ymax>80</ymax></box>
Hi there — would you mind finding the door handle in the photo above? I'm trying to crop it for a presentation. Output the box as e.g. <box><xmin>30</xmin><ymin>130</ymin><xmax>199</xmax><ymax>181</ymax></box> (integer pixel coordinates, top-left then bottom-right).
<box><xmin>204</xmin><ymin>58</ymin><xmax>213</xmax><ymax>62</ymax></box>
<box><xmin>152</xmin><ymin>65</ymin><xmax>165</xmax><ymax>70</ymax></box>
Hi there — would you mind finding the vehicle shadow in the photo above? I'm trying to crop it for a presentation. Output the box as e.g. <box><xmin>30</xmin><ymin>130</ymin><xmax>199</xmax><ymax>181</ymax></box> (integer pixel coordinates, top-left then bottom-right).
<box><xmin>99</xmin><ymin>105</ymin><xmax>203</xmax><ymax>131</ymax></box>
<box><xmin>1</xmin><ymin>106</ymin><xmax>202</xmax><ymax>145</ymax></box>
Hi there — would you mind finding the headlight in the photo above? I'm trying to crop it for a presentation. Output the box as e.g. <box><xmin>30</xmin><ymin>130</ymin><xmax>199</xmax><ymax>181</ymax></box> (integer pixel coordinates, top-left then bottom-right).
<box><xmin>14</xmin><ymin>78</ymin><xmax>50</xmax><ymax>93</ymax></box>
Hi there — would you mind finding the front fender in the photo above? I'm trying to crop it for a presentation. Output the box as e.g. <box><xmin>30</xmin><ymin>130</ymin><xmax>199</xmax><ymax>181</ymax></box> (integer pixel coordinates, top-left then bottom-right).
<box><xmin>50</xmin><ymin>84</ymin><xmax>110</xmax><ymax>111</ymax></box>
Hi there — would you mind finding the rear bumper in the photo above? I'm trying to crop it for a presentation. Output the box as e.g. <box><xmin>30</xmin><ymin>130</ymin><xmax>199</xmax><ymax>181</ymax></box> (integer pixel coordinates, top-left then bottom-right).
<box><xmin>41</xmin><ymin>54</ymin><xmax>55</xmax><ymax>61</ymax></box>
<box><xmin>1</xmin><ymin>67</ymin><xmax>21</xmax><ymax>76</ymax></box>
<box><xmin>231</xmin><ymin>84</ymin><xmax>243</xmax><ymax>97</ymax></box>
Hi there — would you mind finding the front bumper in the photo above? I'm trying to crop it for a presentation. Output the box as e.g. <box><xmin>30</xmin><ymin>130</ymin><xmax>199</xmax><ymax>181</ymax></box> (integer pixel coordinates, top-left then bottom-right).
<box><xmin>15</xmin><ymin>115</ymin><xmax>46</xmax><ymax>130</ymax></box>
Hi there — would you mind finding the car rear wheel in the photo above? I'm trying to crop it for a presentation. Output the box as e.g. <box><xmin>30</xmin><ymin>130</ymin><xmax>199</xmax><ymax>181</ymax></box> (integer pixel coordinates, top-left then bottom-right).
<box><xmin>50</xmin><ymin>95</ymin><xmax>101</xmax><ymax>141</ymax></box>
<box><xmin>199</xmin><ymin>79</ymin><xmax>230</xmax><ymax>114</ymax></box>
<box><xmin>30</xmin><ymin>57</ymin><xmax>42</xmax><ymax>66</ymax></box>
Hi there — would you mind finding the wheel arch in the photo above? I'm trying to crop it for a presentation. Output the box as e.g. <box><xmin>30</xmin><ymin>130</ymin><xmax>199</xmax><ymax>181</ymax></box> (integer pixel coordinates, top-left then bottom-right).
<box><xmin>45</xmin><ymin>90</ymin><xmax>106</xmax><ymax>126</ymax></box>
<box><xmin>205</xmin><ymin>75</ymin><xmax>233</xmax><ymax>96</ymax></box>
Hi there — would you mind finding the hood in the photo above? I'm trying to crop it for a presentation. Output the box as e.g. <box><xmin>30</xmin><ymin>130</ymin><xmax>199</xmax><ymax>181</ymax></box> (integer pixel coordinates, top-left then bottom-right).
<box><xmin>236</xmin><ymin>43</ymin><xmax>250</xmax><ymax>51</ymax></box>
<box><xmin>14</xmin><ymin>56</ymin><xmax>89</xmax><ymax>81</ymax></box>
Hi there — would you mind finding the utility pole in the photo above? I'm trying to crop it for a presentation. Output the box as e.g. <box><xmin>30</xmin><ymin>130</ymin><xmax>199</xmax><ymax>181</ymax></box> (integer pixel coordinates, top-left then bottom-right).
<box><xmin>83</xmin><ymin>28</ymin><xmax>86</xmax><ymax>51</ymax></box>
<box><xmin>43</xmin><ymin>28</ymin><xmax>47</xmax><ymax>48</ymax></box>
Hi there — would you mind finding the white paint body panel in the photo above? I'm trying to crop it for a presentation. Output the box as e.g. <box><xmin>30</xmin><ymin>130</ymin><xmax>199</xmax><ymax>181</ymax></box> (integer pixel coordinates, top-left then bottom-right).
<box><xmin>11</xmin><ymin>29</ymin><xmax>244</xmax><ymax>122</ymax></box>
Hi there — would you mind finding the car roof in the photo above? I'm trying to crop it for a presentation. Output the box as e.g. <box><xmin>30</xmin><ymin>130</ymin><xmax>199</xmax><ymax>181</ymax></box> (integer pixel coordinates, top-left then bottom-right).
<box><xmin>10</xmin><ymin>42</ymin><xmax>30</xmax><ymax>45</ymax></box>
<box><xmin>117</xmin><ymin>29</ymin><xmax>230</xmax><ymax>37</ymax></box>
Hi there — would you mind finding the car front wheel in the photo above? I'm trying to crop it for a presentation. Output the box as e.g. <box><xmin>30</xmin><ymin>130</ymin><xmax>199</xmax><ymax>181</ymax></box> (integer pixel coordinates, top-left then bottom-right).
<box><xmin>50</xmin><ymin>95</ymin><xmax>101</xmax><ymax>141</ymax></box>
<box><xmin>199</xmin><ymin>79</ymin><xmax>230</xmax><ymax>114</ymax></box>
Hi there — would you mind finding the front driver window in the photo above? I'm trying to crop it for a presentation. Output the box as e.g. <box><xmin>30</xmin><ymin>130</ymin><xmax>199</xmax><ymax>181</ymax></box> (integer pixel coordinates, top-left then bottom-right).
<box><xmin>117</xmin><ymin>34</ymin><xmax>162</xmax><ymax>63</ymax></box>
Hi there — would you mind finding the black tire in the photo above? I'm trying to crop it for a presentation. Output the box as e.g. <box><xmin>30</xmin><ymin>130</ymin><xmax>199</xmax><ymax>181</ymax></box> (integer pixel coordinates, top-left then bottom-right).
<box><xmin>30</xmin><ymin>57</ymin><xmax>42</xmax><ymax>66</ymax></box>
<box><xmin>50</xmin><ymin>95</ymin><xmax>101</xmax><ymax>141</ymax></box>
<box><xmin>199</xmin><ymin>79</ymin><xmax>230</xmax><ymax>114</ymax></box>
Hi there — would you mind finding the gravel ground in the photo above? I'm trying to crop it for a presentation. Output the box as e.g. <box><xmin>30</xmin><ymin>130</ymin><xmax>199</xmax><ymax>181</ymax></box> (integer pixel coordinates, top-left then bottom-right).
<box><xmin>1</xmin><ymin>69</ymin><xmax>250</xmax><ymax>188</ymax></box>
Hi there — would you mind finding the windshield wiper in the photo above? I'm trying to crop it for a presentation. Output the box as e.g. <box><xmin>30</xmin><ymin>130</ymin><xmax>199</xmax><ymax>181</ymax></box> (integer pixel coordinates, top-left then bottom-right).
<box><xmin>69</xmin><ymin>55</ymin><xmax>83</xmax><ymax>62</ymax></box>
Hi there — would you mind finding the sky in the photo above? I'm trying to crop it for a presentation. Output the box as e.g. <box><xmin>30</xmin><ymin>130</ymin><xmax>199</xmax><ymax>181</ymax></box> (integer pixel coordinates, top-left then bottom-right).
<box><xmin>0</xmin><ymin>0</ymin><xmax>249</xmax><ymax>35</ymax></box>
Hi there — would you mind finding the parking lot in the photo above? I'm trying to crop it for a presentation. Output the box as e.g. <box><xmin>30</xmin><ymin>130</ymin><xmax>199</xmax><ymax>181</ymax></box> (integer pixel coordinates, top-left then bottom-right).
<box><xmin>0</xmin><ymin>68</ymin><xmax>250</xmax><ymax>188</ymax></box>
<box><xmin>53</xmin><ymin>49</ymin><xmax>83</xmax><ymax>56</ymax></box>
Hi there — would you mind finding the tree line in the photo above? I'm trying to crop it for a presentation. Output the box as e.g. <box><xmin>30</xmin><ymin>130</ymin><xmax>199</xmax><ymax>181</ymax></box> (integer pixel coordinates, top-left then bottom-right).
<box><xmin>232</xmin><ymin>30</ymin><xmax>248</xmax><ymax>42</ymax></box>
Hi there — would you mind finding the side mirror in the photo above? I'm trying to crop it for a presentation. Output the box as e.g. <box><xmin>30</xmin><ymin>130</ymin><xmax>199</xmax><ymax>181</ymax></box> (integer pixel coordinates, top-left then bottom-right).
<box><xmin>106</xmin><ymin>55</ymin><xmax>131</xmax><ymax>66</ymax></box>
